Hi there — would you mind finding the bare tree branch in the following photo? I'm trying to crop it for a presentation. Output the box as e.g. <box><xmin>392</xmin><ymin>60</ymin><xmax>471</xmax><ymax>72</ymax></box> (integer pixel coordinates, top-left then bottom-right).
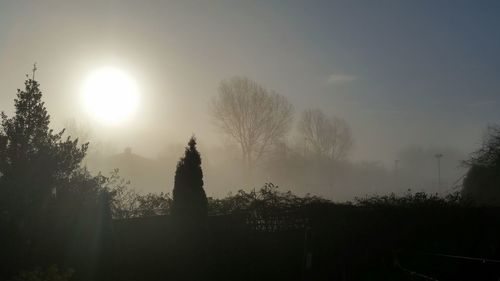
<box><xmin>210</xmin><ymin>77</ymin><xmax>294</xmax><ymax>170</ymax></box>
<box><xmin>298</xmin><ymin>109</ymin><xmax>353</xmax><ymax>161</ymax></box>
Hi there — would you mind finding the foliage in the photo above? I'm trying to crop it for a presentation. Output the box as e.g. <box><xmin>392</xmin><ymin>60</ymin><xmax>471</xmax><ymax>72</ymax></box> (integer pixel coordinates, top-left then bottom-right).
<box><xmin>464</xmin><ymin>125</ymin><xmax>500</xmax><ymax>168</ymax></box>
<box><xmin>0</xmin><ymin>77</ymin><xmax>88</xmax><ymax>223</ymax></box>
<box><xmin>462</xmin><ymin>125</ymin><xmax>500</xmax><ymax>205</ymax></box>
<box><xmin>211</xmin><ymin>76</ymin><xmax>294</xmax><ymax>169</ymax></box>
<box><xmin>0</xmin><ymin>73</ymin><xmax>112</xmax><ymax>279</ymax></box>
<box><xmin>54</xmin><ymin>168</ymin><xmax>110</xmax><ymax>220</ymax></box>
<box><xmin>462</xmin><ymin>164</ymin><xmax>500</xmax><ymax>206</ymax></box>
<box><xmin>208</xmin><ymin>183</ymin><xmax>330</xmax><ymax>216</ymax></box>
<box><xmin>10</xmin><ymin>265</ymin><xmax>73</xmax><ymax>281</ymax></box>
<box><xmin>96</xmin><ymin>169</ymin><xmax>172</xmax><ymax>219</ymax></box>
<box><xmin>0</xmin><ymin>75</ymin><xmax>97</xmax><ymax>247</ymax></box>
<box><xmin>171</xmin><ymin>137</ymin><xmax>207</xmax><ymax>221</ymax></box>
<box><xmin>354</xmin><ymin>189</ymin><xmax>463</xmax><ymax>208</ymax></box>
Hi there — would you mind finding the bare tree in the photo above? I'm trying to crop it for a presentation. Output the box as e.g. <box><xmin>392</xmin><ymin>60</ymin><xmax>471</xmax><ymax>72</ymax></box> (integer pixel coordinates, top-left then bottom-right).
<box><xmin>299</xmin><ymin>109</ymin><xmax>353</xmax><ymax>161</ymax></box>
<box><xmin>63</xmin><ymin>119</ymin><xmax>117</xmax><ymax>158</ymax></box>
<box><xmin>211</xmin><ymin>76</ymin><xmax>294</xmax><ymax>171</ymax></box>
<box><xmin>64</xmin><ymin>119</ymin><xmax>92</xmax><ymax>144</ymax></box>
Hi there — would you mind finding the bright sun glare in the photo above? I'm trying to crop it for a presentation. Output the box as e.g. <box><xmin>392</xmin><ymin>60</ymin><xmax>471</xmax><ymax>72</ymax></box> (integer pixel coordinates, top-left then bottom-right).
<box><xmin>82</xmin><ymin>67</ymin><xmax>139</xmax><ymax>124</ymax></box>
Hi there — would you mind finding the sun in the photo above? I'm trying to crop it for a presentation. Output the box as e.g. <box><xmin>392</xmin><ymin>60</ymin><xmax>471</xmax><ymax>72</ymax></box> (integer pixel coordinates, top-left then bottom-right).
<box><xmin>81</xmin><ymin>67</ymin><xmax>140</xmax><ymax>124</ymax></box>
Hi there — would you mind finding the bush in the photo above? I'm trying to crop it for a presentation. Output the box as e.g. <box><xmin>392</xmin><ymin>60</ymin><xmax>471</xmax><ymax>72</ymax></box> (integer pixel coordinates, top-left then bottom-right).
<box><xmin>208</xmin><ymin>183</ymin><xmax>329</xmax><ymax>216</ymax></box>
<box><xmin>354</xmin><ymin>189</ymin><xmax>463</xmax><ymax>208</ymax></box>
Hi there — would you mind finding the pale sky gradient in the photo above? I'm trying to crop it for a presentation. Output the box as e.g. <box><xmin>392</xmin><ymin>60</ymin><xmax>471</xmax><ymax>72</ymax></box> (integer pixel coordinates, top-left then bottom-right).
<box><xmin>1</xmin><ymin>0</ymin><xmax>500</xmax><ymax>166</ymax></box>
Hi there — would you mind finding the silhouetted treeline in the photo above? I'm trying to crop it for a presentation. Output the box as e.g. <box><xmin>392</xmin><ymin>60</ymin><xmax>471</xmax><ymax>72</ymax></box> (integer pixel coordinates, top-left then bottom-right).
<box><xmin>1</xmin><ymin>73</ymin><xmax>500</xmax><ymax>281</ymax></box>
<box><xmin>110</xmin><ymin>193</ymin><xmax>500</xmax><ymax>281</ymax></box>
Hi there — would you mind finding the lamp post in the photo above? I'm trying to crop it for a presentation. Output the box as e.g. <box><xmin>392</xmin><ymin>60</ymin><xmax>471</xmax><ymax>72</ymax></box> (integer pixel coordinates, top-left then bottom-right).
<box><xmin>393</xmin><ymin>159</ymin><xmax>400</xmax><ymax>187</ymax></box>
<box><xmin>434</xmin><ymin>153</ymin><xmax>443</xmax><ymax>188</ymax></box>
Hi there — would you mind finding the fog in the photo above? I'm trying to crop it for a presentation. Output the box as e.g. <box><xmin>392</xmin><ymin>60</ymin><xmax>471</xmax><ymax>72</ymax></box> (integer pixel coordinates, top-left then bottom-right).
<box><xmin>67</xmin><ymin>119</ymin><xmax>467</xmax><ymax>200</ymax></box>
<box><xmin>1</xmin><ymin>0</ymin><xmax>498</xmax><ymax>199</ymax></box>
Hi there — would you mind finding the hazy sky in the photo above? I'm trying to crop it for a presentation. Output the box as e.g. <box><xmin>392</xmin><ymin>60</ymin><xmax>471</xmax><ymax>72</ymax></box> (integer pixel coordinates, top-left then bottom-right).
<box><xmin>1</xmin><ymin>0</ymin><xmax>500</xmax><ymax>165</ymax></box>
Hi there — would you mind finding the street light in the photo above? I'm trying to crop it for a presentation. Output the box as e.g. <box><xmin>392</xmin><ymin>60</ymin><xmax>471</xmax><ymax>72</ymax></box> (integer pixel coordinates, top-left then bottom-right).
<box><xmin>434</xmin><ymin>153</ymin><xmax>443</xmax><ymax>188</ymax></box>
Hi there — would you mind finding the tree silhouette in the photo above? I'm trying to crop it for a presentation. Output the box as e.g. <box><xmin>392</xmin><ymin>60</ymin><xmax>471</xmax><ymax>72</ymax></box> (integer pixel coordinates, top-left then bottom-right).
<box><xmin>211</xmin><ymin>76</ymin><xmax>294</xmax><ymax>172</ymax></box>
<box><xmin>0</xmin><ymin>71</ymin><xmax>104</xmax><ymax>278</ymax></box>
<box><xmin>171</xmin><ymin>137</ymin><xmax>207</xmax><ymax>222</ymax></box>
<box><xmin>462</xmin><ymin>125</ymin><xmax>500</xmax><ymax>205</ymax></box>
<box><xmin>0</xmin><ymin>74</ymin><xmax>88</xmax><ymax>223</ymax></box>
<box><xmin>298</xmin><ymin>109</ymin><xmax>353</xmax><ymax>161</ymax></box>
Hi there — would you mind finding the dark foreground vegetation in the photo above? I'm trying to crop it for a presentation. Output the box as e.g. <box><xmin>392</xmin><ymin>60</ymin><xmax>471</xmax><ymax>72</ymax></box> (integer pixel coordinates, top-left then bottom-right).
<box><xmin>1</xmin><ymin>75</ymin><xmax>500</xmax><ymax>281</ymax></box>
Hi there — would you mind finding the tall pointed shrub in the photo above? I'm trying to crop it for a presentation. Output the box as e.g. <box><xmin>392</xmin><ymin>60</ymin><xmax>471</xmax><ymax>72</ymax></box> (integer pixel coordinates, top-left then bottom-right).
<box><xmin>171</xmin><ymin>137</ymin><xmax>207</xmax><ymax>222</ymax></box>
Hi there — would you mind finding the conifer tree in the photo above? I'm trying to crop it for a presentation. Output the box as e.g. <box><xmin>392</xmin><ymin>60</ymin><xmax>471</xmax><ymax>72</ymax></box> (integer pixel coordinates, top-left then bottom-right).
<box><xmin>171</xmin><ymin>137</ymin><xmax>207</xmax><ymax>221</ymax></box>
<box><xmin>0</xmin><ymin>71</ymin><xmax>88</xmax><ymax>221</ymax></box>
